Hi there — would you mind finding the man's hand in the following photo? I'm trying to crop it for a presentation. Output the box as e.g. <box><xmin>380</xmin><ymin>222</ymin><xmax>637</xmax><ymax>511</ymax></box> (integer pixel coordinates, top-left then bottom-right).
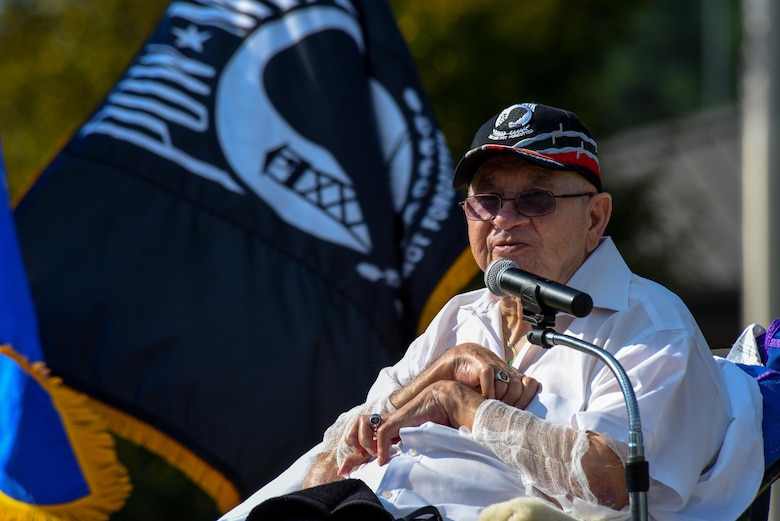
<box><xmin>338</xmin><ymin>380</ymin><xmax>487</xmax><ymax>476</ymax></box>
<box><xmin>390</xmin><ymin>343</ymin><xmax>539</xmax><ymax>409</ymax></box>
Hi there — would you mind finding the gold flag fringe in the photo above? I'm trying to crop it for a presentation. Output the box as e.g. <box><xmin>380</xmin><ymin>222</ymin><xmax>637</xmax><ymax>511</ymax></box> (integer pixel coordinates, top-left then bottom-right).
<box><xmin>0</xmin><ymin>344</ymin><xmax>132</xmax><ymax>521</ymax></box>
<box><xmin>85</xmin><ymin>398</ymin><xmax>241</xmax><ymax>514</ymax></box>
<box><xmin>417</xmin><ymin>246</ymin><xmax>480</xmax><ymax>334</ymax></box>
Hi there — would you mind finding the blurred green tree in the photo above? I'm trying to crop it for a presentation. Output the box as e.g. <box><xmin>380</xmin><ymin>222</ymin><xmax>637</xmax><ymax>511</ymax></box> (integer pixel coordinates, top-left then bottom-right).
<box><xmin>0</xmin><ymin>0</ymin><xmax>169</xmax><ymax>199</ymax></box>
<box><xmin>389</xmin><ymin>0</ymin><xmax>643</xmax><ymax>158</ymax></box>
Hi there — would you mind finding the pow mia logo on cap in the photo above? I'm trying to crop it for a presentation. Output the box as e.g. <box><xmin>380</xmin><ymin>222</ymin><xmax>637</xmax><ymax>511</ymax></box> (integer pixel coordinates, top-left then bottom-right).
<box><xmin>488</xmin><ymin>103</ymin><xmax>536</xmax><ymax>141</ymax></box>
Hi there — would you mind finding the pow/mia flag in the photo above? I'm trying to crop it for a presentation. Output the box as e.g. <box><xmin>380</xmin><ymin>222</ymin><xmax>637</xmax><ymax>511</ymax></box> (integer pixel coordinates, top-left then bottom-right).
<box><xmin>15</xmin><ymin>0</ymin><xmax>475</xmax><ymax>516</ymax></box>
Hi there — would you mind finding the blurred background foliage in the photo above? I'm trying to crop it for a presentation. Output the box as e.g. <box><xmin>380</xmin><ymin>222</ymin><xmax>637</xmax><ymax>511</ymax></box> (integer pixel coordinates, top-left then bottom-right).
<box><xmin>391</xmin><ymin>0</ymin><xmax>739</xmax><ymax>159</ymax></box>
<box><xmin>0</xmin><ymin>0</ymin><xmax>171</xmax><ymax>198</ymax></box>
<box><xmin>0</xmin><ymin>0</ymin><xmax>742</xmax><ymax>519</ymax></box>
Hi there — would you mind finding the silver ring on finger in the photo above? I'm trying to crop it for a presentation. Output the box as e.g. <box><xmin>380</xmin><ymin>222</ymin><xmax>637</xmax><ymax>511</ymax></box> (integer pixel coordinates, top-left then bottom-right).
<box><xmin>495</xmin><ymin>370</ymin><xmax>510</xmax><ymax>384</ymax></box>
<box><xmin>369</xmin><ymin>413</ymin><xmax>382</xmax><ymax>431</ymax></box>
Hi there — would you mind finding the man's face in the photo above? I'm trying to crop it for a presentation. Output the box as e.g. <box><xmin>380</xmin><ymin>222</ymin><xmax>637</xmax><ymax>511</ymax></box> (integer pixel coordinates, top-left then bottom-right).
<box><xmin>466</xmin><ymin>158</ymin><xmax>609</xmax><ymax>284</ymax></box>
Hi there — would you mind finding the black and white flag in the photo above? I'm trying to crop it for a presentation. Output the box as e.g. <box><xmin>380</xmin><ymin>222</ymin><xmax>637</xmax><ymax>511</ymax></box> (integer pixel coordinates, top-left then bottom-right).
<box><xmin>15</xmin><ymin>0</ymin><xmax>475</xmax><ymax>513</ymax></box>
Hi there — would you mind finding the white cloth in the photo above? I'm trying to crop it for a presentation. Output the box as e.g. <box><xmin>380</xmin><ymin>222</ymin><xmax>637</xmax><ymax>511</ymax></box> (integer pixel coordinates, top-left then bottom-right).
<box><xmin>218</xmin><ymin>238</ymin><xmax>764</xmax><ymax>521</ymax></box>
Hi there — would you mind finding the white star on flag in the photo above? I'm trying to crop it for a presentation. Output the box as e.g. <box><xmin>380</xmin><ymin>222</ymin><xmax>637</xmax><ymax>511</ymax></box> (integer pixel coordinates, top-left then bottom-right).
<box><xmin>172</xmin><ymin>24</ymin><xmax>211</xmax><ymax>52</ymax></box>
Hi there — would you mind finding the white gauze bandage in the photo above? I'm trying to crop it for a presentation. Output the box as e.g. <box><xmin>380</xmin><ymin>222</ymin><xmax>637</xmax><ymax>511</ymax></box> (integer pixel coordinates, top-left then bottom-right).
<box><xmin>318</xmin><ymin>396</ymin><xmax>395</xmax><ymax>470</ymax></box>
<box><xmin>470</xmin><ymin>399</ymin><xmax>597</xmax><ymax>508</ymax></box>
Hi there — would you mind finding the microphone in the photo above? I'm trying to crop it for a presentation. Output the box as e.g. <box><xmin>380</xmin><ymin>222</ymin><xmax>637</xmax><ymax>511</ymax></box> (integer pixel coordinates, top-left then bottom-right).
<box><xmin>484</xmin><ymin>258</ymin><xmax>593</xmax><ymax>318</ymax></box>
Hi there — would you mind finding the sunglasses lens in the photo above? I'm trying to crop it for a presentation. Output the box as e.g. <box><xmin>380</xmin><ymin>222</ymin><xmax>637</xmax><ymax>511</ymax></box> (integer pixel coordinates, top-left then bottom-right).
<box><xmin>463</xmin><ymin>195</ymin><xmax>499</xmax><ymax>220</ymax></box>
<box><xmin>462</xmin><ymin>191</ymin><xmax>557</xmax><ymax>220</ymax></box>
<box><xmin>516</xmin><ymin>190</ymin><xmax>554</xmax><ymax>216</ymax></box>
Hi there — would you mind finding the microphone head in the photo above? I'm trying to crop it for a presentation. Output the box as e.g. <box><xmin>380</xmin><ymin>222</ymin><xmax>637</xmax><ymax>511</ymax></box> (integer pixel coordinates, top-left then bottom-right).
<box><xmin>484</xmin><ymin>258</ymin><xmax>517</xmax><ymax>297</ymax></box>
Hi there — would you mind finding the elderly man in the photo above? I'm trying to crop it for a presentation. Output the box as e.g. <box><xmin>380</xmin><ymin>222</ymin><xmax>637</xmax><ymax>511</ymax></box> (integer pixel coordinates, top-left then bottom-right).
<box><xmin>219</xmin><ymin>103</ymin><xmax>763</xmax><ymax>521</ymax></box>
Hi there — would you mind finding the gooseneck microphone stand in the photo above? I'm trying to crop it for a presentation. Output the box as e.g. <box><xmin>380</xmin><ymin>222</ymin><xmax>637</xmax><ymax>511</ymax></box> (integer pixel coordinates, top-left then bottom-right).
<box><xmin>523</xmin><ymin>306</ymin><xmax>649</xmax><ymax>521</ymax></box>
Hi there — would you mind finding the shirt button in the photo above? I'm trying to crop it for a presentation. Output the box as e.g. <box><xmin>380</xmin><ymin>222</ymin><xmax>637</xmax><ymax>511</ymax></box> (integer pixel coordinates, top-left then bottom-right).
<box><xmin>406</xmin><ymin>447</ymin><xmax>418</xmax><ymax>456</ymax></box>
<box><xmin>380</xmin><ymin>490</ymin><xmax>393</xmax><ymax>499</ymax></box>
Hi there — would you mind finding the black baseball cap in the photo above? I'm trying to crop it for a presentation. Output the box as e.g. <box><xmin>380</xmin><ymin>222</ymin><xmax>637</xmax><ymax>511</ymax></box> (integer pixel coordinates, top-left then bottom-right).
<box><xmin>452</xmin><ymin>102</ymin><xmax>602</xmax><ymax>191</ymax></box>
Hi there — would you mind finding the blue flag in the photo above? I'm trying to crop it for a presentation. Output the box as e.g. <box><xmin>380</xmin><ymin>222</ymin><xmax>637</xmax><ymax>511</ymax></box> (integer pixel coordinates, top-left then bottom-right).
<box><xmin>0</xmin><ymin>139</ymin><xmax>130</xmax><ymax>519</ymax></box>
<box><xmin>15</xmin><ymin>0</ymin><xmax>477</xmax><ymax>515</ymax></box>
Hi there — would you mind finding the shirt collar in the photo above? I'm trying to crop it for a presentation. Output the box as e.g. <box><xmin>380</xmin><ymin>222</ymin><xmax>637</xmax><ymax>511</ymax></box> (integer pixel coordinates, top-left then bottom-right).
<box><xmin>567</xmin><ymin>236</ymin><xmax>631</xmax><ymax>313</ymax></box>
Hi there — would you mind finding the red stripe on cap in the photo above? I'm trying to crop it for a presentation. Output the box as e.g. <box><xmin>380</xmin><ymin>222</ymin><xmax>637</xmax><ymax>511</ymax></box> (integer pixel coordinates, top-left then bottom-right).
<box><xmin>479</xmin><ymin>145</ymin><xmax>601</xmax><ymax>179</ymax></box>
<box><xmin>544</xmin><ymin>151</ymin><xmax>600</xmax><ymax>178</ymax></box>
